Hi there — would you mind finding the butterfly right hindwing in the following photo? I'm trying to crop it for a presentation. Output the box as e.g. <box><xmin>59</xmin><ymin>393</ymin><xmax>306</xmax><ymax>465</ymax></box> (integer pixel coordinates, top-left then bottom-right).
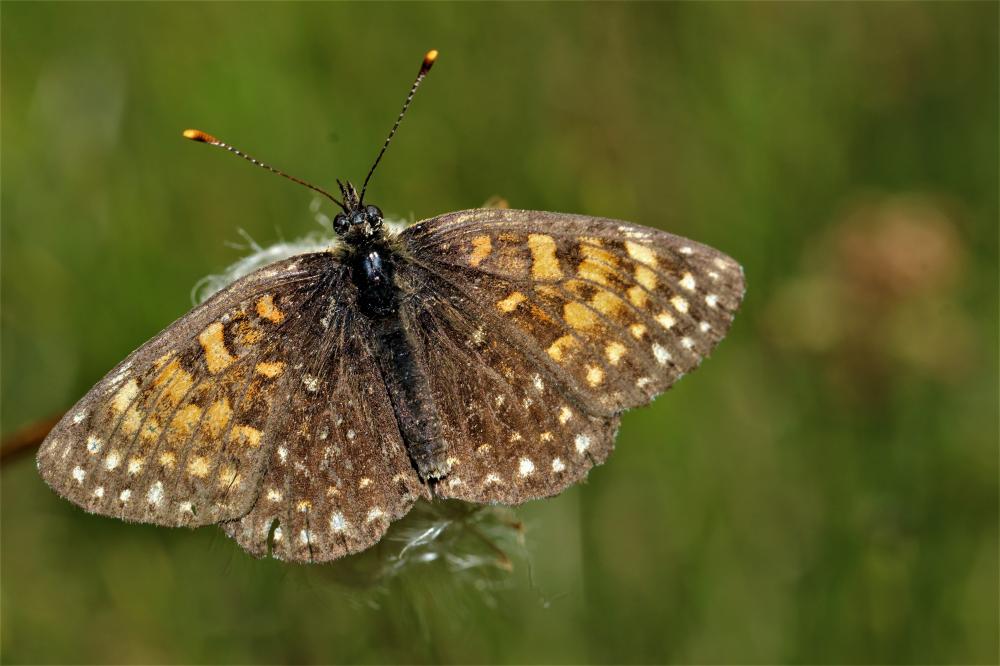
<box><xmin>221</xmin><ymin>309</ymin><xmax>428</xmax><ymax>563</ymax></box>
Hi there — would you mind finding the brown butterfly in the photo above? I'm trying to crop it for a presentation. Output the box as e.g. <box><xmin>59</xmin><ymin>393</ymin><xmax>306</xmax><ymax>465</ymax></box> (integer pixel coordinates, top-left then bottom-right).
<box><xmin>37</xmin><ymin>50</ymin><xmax>745</xmax><ymax>563</ymax></box>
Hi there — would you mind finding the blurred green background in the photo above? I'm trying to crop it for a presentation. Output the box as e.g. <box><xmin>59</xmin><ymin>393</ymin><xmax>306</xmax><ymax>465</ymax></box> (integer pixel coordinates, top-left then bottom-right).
<box><xmin>2</xmin><ymin>3</ymin><xmax>997</xmax><ymax>664</ymax></box>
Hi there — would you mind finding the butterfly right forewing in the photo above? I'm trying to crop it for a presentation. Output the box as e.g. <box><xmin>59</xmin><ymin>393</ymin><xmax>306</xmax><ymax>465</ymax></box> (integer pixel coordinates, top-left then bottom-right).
<box><xmin>37</xmin><ymin>253</ymin><xmax>336</xmax><ymax>527</ymax></box>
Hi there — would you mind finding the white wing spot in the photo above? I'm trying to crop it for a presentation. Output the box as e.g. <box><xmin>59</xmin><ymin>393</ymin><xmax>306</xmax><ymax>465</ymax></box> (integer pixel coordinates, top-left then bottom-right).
<box><xmin>519</xmin><ymin>457</ymin><xmax>535</xmax><ymax>477</ymax></box>
<box><xmin>366</xmin><ymin>507</ymin><xmax>385</xmax><ymax>523</ymax></box>
<box><xmin>495</xmin><ymin>394</ymin><xmax>505</xmax><ymax>407</ymax></box>
<box><xmin>302</xmin><ymin>375</ymin><xmax>319</xmax><ymax>392</ymax></box>
<box><xmin>652</xmin><ymin>343</ymin><xmax>671</xmax><ymax>365</ymax></box>
<box><xmin>670</xmin><ymin>296</ymin><xmax>689</xmax><ymax>314</ymax></box>
<box><xmin>104</xmin><ymin>451</ymin><xmax>121</xmax><ymax>470</ymax></box>
<box><xmin>636</xmin><ymin>377</ymin><xmax>652</xmax><ymax>388</ymax></box>
<box><xmin>277</xmin><ymin>446</ymin><xmax>288</xmax><ymax>463</ymax></box>
<box><xmin>681</xmin><ymin>337</ymin><xmax>695</xmax><ymax>350</ymax></box>
<box><xmin>71</xmin><ymin>466</ymin><xmax>86</xmax><ymax>483</ymax></box>
<box><xmin>706</xmin><ymin>294</ymin><xmax>719</xmax><ymax>308</ymax></box>
<box><xmin>575</xmin><ymin>434</ymin><xmax>591</xmax><ymax>454</ymax></box>
<box><xmin>94</xmin><ymin>486</ymin><xmax>105</xmax><ymax>499</ymax></box>
<box><xmin>680</xmin><ymin>273</ymin><xmax>697</xmax><ymax>291</ymax></box>
<box><xmin>346</xmin><ymin>429</ymin><xmax>356</xmax><ymax>440</ymax></box>
<box><xmin>299</xmin><ymin>529</ymin><xmax>313</xmax><ymax>546</ymax></box>
<box><xmin>359</xmin><ymin>477</ymin><xmax>372</xmax><ymax>489</ymax></box>
<box><xmin>713</xmin><ymin>257</ymin><xmax>729</xmax><ymax>269</ymax></box>
<box><xmin>558</xmin><ymin>406</ymin><xmax>573</xmax><ymax>425</ymax></box>
<box><xmin>330</xmin><ymin>512</ymin><xmax>347</xmax><ymax>532</ymax></box>
<box><xmin>110</xmin><ymin>377</ymin><xmax>138</xmax><ymax>410</ymax></box>
<box><xmin>179</xmin><ymin>501</ymin><xmax>193</xmax><ymax>514</ymax></box>
<box><xmin>127</xmin><ymin>458</ymin><xmax>143</xmax><ymax>475</ymax></box>
<box><xmin>699</xmin><ymin>321</ymin><xmax>712</xmax><ymax>332</ymax></box>
<box><xmin>448</xmin><ymin>476</ymin><xmax>463</xmax><ymax>488</ymax></box>
<box><xmin>552</xmin><ymin>458</ymin><xmax>566</xmax><ymax>473</ymax></box>
<box><xmin>146</xmin><ymin>481</ymin><xmax>164</xmax><ymax>505</ymax></box>
<box><xmin>267</xmin><ymin>488</ymin><xmax>282</xmax><ymax>502</ymax></box>
<box><xmin>532</xmin><ymin>374</ymin><xmax>544</xmax><ymax>391</ymax></box>
<box><xmin>119</xmin><ymin>488</ymin><xmax>132</xmax><ymax>503</ymax></box>
<box><xmin>73</xmin><ymin>411</ymin><xmax>87</xmax><ymax>424</ymax></box>
<box><xmin>272</xmin><ymin>526</ymin><xmax>284</xmax><ymax>542</ymax></box>
<box><xmin>86</xmin><ymin>435</ymin><xmax>102</xmax><ymax>454</ymax></box>
<box><xmin>483</xmin><ymin>472</ymin><xmax>503</xmax><ymax>485</ymax></box>
<box><xmin>679</xmin><ymin>246</ymin><xmax>694</xmax><ymax>255</ymax></box>
<box><xmin>605</xmin><ymin>342</ymin><xmax>627</xmax><ymax>365</ymax></box>
<box><xmin>656</xmin><ymin>312</ymin><xmax>676</xmax><ymax>329</ymax></box>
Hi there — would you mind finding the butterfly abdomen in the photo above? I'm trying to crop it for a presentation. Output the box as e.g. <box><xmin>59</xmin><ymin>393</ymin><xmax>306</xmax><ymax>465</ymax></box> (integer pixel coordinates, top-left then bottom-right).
<box><xmin>370</xmin><ymin>304</ymin><xmax>451</xmax><ymax>481</ymax></box>
<box><xmin>341</xmin><ymin>239</ymin><xmax>451</xmax><ymax>480</ymax></box>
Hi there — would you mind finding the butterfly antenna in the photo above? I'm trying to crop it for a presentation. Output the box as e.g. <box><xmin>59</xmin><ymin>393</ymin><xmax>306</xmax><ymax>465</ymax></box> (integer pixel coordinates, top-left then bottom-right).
<box><xmin>182</xmin><ymin>129</ymin><xmax>347</xmax><ymax>211</ymax></box>
<box><xmin>359</xmin><ymin>49</ymin><xmax>438</xmax><ymax>204</ymax></box>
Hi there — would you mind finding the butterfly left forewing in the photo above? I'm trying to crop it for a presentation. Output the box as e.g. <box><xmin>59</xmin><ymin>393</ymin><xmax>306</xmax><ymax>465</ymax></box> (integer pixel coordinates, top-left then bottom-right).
<box><xmin>400</xmin><ymin>209</ymin><xmax>745</xmax><ymax>416</ymax></box>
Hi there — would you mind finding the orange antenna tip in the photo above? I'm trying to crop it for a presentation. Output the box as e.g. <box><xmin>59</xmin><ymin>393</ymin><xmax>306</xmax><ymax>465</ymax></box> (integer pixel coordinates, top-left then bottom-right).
<box><xmin>422</xmin><ymin>49</ymin><xmax>438</xmax><ymax>72</ymax></box>
<box><xmin>181</xmin><ymin>129</ymin><xmax>345</xmax><ymax>209</ymax></box>
<box><xmin>183</xmin><ymin>129</ymin><xmax>216</xmax><ymax>143</ymax></box>
<box><xmin>360</xmin><ymin>49</ymin><xmax>438</xmax><ymax>201</ymax></box>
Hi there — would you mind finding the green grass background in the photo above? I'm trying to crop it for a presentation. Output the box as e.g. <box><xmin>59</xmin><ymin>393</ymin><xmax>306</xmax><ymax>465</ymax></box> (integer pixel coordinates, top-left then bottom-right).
<box><xmin>2</xmin><ymin>3</ymin><xmax>997</xmax><ymax>664</ymax></box>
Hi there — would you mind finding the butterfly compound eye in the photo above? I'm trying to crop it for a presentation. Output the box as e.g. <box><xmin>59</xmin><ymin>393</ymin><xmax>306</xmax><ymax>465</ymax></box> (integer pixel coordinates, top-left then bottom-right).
<box><xmin>366</xmin><ymin>205</ymin><xmax>383</xmax><ymax>228</ymax></box>
<box><xmin>333</xmin><ymin>213</ymin><xmax>349</xmax><ymax>234</ymax></box>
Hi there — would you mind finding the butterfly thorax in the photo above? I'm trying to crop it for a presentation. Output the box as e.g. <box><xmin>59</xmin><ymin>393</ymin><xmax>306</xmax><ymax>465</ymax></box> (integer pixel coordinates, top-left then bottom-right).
<box><xmin>348</xmin><ymin>239</ymin><xmax>398</xmax><ymax>318</ymax></box>
<box><xmin>328</xmin><ymin>179</ymin><xmax>400</xmax><ymax>317</ymax></box>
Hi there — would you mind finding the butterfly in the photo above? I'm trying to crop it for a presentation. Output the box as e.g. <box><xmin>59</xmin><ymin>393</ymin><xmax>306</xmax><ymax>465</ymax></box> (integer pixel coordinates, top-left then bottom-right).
<box><xmin>36</xmin><ymin>50</ymin><xmax>745</xmax><ymax>563</ymax></box>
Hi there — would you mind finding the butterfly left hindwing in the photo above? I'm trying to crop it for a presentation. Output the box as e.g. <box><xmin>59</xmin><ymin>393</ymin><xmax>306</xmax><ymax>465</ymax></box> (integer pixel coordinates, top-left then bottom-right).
<box><xmin>393</xmin><ymin>267</ymin><xmax>621</xmax><ymax>503</ymax></box>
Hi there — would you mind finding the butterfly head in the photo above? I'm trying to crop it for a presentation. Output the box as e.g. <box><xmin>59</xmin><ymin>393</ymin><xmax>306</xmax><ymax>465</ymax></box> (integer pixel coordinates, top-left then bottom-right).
<box><xmin>332</xmin><ymin>180</ymin><xmax>384</xmax><ymax>244</ymax></box>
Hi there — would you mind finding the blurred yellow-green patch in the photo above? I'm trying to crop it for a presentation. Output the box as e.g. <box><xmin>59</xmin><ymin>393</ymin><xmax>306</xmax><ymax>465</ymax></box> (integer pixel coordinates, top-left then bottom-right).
<box><xmin>2</xmin><ymin>2</ymin><xmax>997</xmax><ymax>664</ymax></box>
